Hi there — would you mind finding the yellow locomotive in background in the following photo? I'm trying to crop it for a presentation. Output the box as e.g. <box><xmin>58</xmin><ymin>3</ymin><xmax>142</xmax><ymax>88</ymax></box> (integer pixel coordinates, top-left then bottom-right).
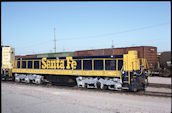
<box><xmin>1</xmin><ymin>46</ymin><xmax>149</xmax><ymax>92</ymax></box>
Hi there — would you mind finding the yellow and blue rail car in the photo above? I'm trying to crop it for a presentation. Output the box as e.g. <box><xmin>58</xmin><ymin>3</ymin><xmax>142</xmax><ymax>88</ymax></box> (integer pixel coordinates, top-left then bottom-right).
<box><xmin>1</xmin><ymin>46</ymin><xmax>149</xmax><ymax>91</ymax></box>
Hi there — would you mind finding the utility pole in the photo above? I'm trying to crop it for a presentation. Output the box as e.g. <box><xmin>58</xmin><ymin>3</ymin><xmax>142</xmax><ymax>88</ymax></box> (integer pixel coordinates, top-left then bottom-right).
<box><xmin>63</xmin><ymin>47</ymin><xmax>65</xmax><ymax>52</ymax></box>
<box><xmin>112</xmin><ymin>40</ymin><xmax>114</xmax><ymax>55</ymax></box>
<box><xmin>112</xmin><ymin>40</ymin><xmax>114</xmax><ymax>48</ymax></box>
<box><xmin>54</xmin><ymin>27</ymin><xmax>56</xmax><ymax>53</ymax></box>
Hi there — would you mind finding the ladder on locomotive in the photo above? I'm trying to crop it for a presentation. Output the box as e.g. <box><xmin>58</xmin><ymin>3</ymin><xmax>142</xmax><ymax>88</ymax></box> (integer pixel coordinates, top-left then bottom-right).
<box><xmin>121</xmin><ymin>71</ymin><xmax>130</xmax><ymax>90</ymax></box>
<box><xmin>121</xmin><ymin>58</ymin><xmax>149</xmax><ymax>90</ymax></box>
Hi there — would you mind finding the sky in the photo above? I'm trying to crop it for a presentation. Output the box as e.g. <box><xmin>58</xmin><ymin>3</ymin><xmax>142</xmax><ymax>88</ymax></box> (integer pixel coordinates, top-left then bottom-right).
<box><xmin>1</xmin><ymin>1</ymin><xmax>171</xmax><ymax>55</ymax></box>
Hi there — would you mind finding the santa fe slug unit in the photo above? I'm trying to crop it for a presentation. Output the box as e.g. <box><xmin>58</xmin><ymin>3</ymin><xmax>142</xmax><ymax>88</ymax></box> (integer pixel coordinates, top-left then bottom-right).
<box><xmin>1</xmin><ymin>46</ymin><xmax>150</xmax><ymax>92</ymax></box>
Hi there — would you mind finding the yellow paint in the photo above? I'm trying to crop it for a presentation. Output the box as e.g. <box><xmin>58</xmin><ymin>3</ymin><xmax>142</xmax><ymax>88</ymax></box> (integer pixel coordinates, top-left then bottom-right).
<box><xmin>81</xmin><ymin>60</ymin><xmax>83</xmax><ymax>70</ymax></box>
<box><xmin>128</xmin><ymin>71</ymin><xmax>130</xmax><ymax>84</ymax></box>
<box><xmin>123</xmin><ymin>81</ymin><xmax>129</xmax><ymax>83</ymax></box>
<box><xmin>26</xmin><ymin>61</ymin><xmax>28</xmax><ymax>68</ymax></box>
<box><xmin>42</xmin><ymin>58</ymin><xmax>47</xmax><ymax>68</ymax></box>
<box><xmin>116</xmin><ymin>59</ymin><xmax>118</xmax><ymax>70</ymax></box>
<box><xmin>12</xmin><ymin>68</ymin><xmax>121</xmax><ymax>77</ymax></box>
<box><xmin>41</xmin><ymin>57</ymin><xmax>77</xmax><ymax>70</ymax></box>
<box><xmin>39</xmin><ymin>61</ymin><xmax>41</xmax><ymax>69</ymax></box>
<box><xmin>59</xmin><ymin>60</ymin><xmax>65</xmax><ymax>69</ymax></box>
<box><xmin>141</xmin><ymin>58</ymin><xmax>149</xmax><ymax>69</ymax></box>
<box><xmin>123</xmin><ymin>51</ymin><xmax>140</xmax><ymax>71</ymax></box>
<box><xmin>11</xmin><ymin>51</ymin><xmax>148</xmax><ymax>80</ymax></box>
<box><xmin>9</xmin><ymin>69</ymin><xmax>12</xmax><ymax>77</ymax></box>
<box><xmin>121</xmin><ymin>87</ymin><xmax>129</xmax><ymax>89</ymax></box>
<box><xmin>32</xmin><ymin>61</ymin><xmax>34</xmax><ymax>69</ymax></box>
<box><xmin>51</xmin><ymin>60</ymin><xmax>56</xmax><ymax>69</ymax></box>
<box><xmin>92</xmin><ymin>60</ymin><xmax>94</xmax><ymax>70</ymax></box>
<box><xmin>103</xmin><ymin>59</ymin><xmax>105</xmax><ymax>71</ymax></box>
<box><xmin>71</xmin><ymin>61</ymin><xmax>77</xmax><ymax>70</ymax></box>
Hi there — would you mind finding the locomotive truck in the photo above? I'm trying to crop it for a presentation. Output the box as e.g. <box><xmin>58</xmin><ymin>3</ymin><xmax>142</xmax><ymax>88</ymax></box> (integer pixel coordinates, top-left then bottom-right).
<box><xmin>1</xmin><ymin>46</ymin><xmax>149</xmax><ymax>92</ymax></box>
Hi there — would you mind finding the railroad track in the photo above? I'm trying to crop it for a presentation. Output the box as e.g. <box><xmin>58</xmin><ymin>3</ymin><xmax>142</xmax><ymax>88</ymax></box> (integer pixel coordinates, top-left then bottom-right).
<box><xmin>139</xmin><ymin>91</ymin><xmax>171</xmax><ymax>97</ymax></box>
<box><xmin>149</xmin><ymin>83</ymin><xmax>171</xmax><ymax>88</ymax></box>
<box><xmin>2</xmin><ymin>81</ymin><xmax>171</xmax><ymax>98</ymax></box>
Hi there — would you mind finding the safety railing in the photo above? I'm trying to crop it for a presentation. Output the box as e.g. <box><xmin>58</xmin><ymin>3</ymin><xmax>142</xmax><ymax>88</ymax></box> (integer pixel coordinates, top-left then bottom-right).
<box><xmin>14</xmin><ymin>58</ymin><xmax>124</xmax><ymax>71</ymax></box>
<box><xmin>139</xmin><ymin>58</ymin><xmax>149</xmax><ymax>69</ymax></box>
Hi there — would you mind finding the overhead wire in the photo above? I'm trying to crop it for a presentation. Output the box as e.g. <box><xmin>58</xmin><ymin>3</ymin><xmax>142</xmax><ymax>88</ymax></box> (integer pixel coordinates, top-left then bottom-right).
<box><xmin>15</xmin><ymin>22</ymin><xmax>169</xmax><ymax>54</ymax></box>
<box><xmin>20</xmin><ymin>22</ymin><xmax>169</xmax><ymax>48</ymax></box>
<box><xmin>56</xmin><ymin>22</ymin><xmax>170</xmax><ymax>41</ymax></box>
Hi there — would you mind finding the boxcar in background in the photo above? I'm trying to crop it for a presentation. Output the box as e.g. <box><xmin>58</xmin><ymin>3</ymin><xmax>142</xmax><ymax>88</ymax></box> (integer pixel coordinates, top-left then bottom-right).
<box><xmin>74</xmin><ymin>46</ymin><xmax>157</xmax><ymax>70</ymax></box>
<box><xmin>37</xmin><ymin>52</ymin><xmax>74</xmax><ymax>58</ymax></box>
<box><xmin>15</xmin><ymin>52</ymin><xmax>75</xmax><ymax>59</ymax></box>
<box><xmin>157</xmin><ymin>51</ymin><xmax>171</xmax><ymax>77</ymax></box>
<box><xmin>15</xmin><ymin>54</ymin><xmax>37</xmax><ymax>59</ymax></box>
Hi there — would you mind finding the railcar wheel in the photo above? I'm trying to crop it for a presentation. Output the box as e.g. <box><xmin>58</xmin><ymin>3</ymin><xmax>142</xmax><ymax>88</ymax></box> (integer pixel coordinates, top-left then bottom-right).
<box><xmin>130</xmin><ymin>82</ymin><xmax>138</xmax><ymax>92</ymax></box>
<box><xmin>132</xmin><ymin>85</ymin><xmax>137</xmax><ymax>92</ymax></box>
<box><xmin>96</xmin><ymin>82</ymin><xmax>101</xmax><ymax>89</ymax></box>
<box><xmin>85</xmin><ymin>83</ymin><xmax>88</xmax><ymax>88</ymax></box>
<box><xmin>101</xmin><ymin>85</ymin><xmax>108</xmax><ymax>90</ymax></box>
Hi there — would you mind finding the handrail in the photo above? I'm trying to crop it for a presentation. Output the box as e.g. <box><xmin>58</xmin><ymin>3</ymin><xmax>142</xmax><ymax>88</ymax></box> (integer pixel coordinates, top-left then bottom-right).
<box><xmin>14</xmin><ymin>58</ymin><xmax>123</xmax><ymax>71</ymax></box>
<box><xmin>139</xmin><ymin>58</ymin><xmax>149</xmax><ymax>69</ymax></box>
